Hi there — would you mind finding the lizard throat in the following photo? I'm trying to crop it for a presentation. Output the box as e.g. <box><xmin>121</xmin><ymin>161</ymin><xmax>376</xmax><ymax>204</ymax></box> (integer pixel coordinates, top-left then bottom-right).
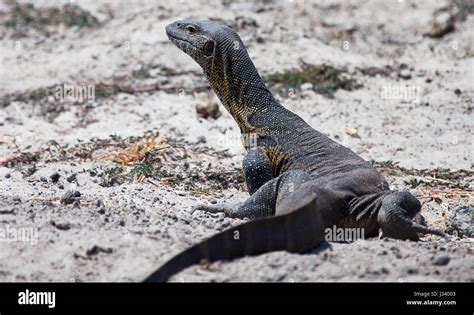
<box><xmin>205</xmin><ymin>46</ymin><xmax>278</xmax><ymax>133</ymax></box>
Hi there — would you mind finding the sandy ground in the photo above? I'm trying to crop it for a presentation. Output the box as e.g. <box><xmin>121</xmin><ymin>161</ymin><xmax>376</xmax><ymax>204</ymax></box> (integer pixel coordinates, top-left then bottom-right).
<box><xmin>0</xmin><ymin>0</ymin><xmax>472</xmax><ymax>282</ymax></box>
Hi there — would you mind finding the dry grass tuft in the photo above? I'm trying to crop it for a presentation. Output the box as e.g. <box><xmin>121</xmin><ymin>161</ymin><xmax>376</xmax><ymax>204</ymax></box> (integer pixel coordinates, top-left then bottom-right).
<box><xmin>100</xmin><ymin>132</ymin><xmax>169</xmax><ymax>165</ymax></box>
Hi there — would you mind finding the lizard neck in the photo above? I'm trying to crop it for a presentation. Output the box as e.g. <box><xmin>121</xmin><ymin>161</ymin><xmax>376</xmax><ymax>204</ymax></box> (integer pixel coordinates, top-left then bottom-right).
<box><xmin>206</xmin><ymin>41</ymin><xmax>279</xmax><ymax>133</ymax></box>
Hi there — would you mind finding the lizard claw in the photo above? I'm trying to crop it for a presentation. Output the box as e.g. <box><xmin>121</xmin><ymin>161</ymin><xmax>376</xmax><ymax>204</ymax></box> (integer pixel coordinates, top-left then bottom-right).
<box><xmin>411</xmin><ymin>223</ymin><xmax>448</xmax><ymax>240</ymax></box>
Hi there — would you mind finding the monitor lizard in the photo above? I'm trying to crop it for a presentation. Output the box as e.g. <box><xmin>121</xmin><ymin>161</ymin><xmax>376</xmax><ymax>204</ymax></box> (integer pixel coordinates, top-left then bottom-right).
<box><xmin>144</xmin><ymin>20</ymin><xmax>445</xmax><ymax>282</ymax></box>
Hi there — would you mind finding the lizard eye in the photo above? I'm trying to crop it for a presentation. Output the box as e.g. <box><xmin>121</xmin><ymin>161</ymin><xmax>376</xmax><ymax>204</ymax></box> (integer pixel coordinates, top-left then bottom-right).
<box><xmin>186</xmin><ymin>25</ymin><xmax>197</xmax><ymax>34</ymax></box>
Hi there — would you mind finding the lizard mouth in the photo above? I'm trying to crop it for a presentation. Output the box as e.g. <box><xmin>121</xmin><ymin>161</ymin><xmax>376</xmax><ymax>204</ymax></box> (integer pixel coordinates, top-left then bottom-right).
<box><xmin>167</xmin><ymin>33</ymin><xmax>189</xmax><ymax>45</ymax></box>
<box><xmin>166</xmin><ymin>27</ymin><xmax>197</xmax><ymax>51</ymax></box>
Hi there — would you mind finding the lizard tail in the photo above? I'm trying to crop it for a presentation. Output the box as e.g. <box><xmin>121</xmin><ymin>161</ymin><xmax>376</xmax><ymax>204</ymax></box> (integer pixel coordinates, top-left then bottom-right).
<box><xmin>378</xmin><ymin>191</ymin><xmax>446</xmax><ymax>240</ymax></box>
<box><xmin>143</xmin><ymin>191</ymin><xmax>325</xmax><ymax>282</ymax></box>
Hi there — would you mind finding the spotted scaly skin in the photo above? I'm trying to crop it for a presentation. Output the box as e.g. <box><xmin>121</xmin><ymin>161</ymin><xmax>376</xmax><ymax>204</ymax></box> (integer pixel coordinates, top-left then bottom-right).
<box><xmin>143</xmin><ymin>20</ymin><xmax>445</xmax><ymax>282</ymax></box>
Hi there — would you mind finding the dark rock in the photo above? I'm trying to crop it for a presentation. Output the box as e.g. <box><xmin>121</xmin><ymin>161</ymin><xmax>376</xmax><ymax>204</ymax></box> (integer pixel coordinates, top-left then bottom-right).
<box><xmin>221</xmin><ymin>218</ymin><xmax>231</xmax><ymax>228</ymax></box>
<box><xmin>381</xmin><ymin>267</ymin><xmax>390</xmax><ymax>274</ymax></box>
<box><xmin>4</xmin><ymin>173</ymin><xmax>11</xmax><ymax>178</ymax></box>
<box><xmin>51</xmin><ymin>220</ymin><xmax>71</xmax><ymax>230</ymax></box>
<box><xmin>74</xmin><ymin>191</ymin><xmax>81</xmax><ymax>197</ymax></box>
<box><xmin>424</xmin><ymin>15</ymin><xmax>455</xmax><ymax>38</ymax></box>
<box><xmin>60</xmin><ymin>190</ymin><xmax>77</xmax><ymax>205</ymax></box>
<box><xmin>196</xmin><ymin>136</ymin><xmax>207</xmax><ymax>144</ymax></box>
<box><xmin>432</xmin><ymin>255</ymin><xmax>450</xmax><ymax>266</ymax></box>
<box><xmin>399</xmin><ymin>69</ymin><xmax>412</xmax><ymax>80</ymax></box>
<box><xmin>405</xmin><ymin>266</ymin><xmax>419</xmax><ymax>275</ymax></box>
<box><xmin>446</xmin><ymin>205</ymin><xmax>473</xmax><ymax>237</ymax></box>
<box><xmin>66</xmin><ymin>173</ymin><xmax>77</xmax><ymax>183</ymax></box>
<box><xmin>40</xmin><ymin>176</ymin><xmax>48</xmax><ymax>182</ymax></box>
<box><xmin>454</xmin><ymin>88</ymin><xmax>462</xmax><ymax>96</ymax></box>
<box><xmin>86</xmin><ymin>245</ymin><xmax>113</xmax><ymax>256</ymax></box>
<box><xmin>196</xmin><ymin>102</ymin><xmax>221</xmax><ymax>120</ymax></box>
<box><xmin>0</xmin><ymin>209</ymin><xmax>15</xmax><ymax>214</ymax></box>
<box><xmin>50</xmin><ymin>172</ymin><xmax>60</xmax><ymax>183</ymax></box>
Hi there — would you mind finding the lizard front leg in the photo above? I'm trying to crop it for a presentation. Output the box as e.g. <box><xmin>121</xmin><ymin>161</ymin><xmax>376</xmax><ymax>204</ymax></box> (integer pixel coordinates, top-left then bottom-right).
<box><xmin>242</xmin><ymin>147</ymin><xmax>274</xmax><ymax>195</ymax></box>
<box><xmin>378</xmin><ymin>191</ymin><xmax>446</xmax><ymax>240</ymax></box>
<box><xmin>191</xmin><ymin>147</ymin><xmax>274</xmax><ymax>217</ymax></box>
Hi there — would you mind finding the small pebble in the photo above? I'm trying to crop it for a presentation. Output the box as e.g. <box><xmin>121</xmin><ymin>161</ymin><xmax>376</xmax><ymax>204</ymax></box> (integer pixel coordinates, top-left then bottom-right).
<box><xmin>50</xmin><ymin>172</ymin><xmax>60</xmax><ymax>183</ymax></box>
<box><xmin>66</xmin><ymin>173</ymin><xmax>77</xmax><ymax>183</ymax></box>
<box><xmin>405</xmin><ymin>266</ymin><xmax>419</xmax><ymax>275</ymax></box>
<box><xmin>196</xmin><ymin>135</ymin><xmax>207</xmax><ymax>143</ymax></box>
<box><xmin>433</xmin><ymin>255</ymin><xmax>450</xmax><ymax>266</ymax></box>
<box><xmin>399</xmin><ymin>69</ymin><xmax>412</xmax><ymax>80</ymax></box>
<box><xmin>51</xmin><ymin>220</ymin><xmax>71</xmax><ymax>230</ymax></box>
<box><xmin>60</xmin><ymin>190</ymin><xmax>77</xmax><ymax>205</ymax></box>
<box><xmin>222</xmin><ymin>218</ymin><xmax>231</xmax><ymax>228</ymax></box>
<box><xmin>446</xmin><ymin>206</ymin><xmax>473</xmax><ymax>237</ymax></box>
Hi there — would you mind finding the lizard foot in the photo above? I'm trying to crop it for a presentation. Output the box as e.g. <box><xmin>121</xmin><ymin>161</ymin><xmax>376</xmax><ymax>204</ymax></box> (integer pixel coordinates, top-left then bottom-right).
<box><xmin>192</xmin><ymin>202</ymin><xmax>242</xmax><ymax>217</ymax></box>
<box><xmin>413</xmin><ymin>213</ymin><xmax>427</xmax><ymax>226</ymax></box>
<box><xmin>378</xmin><ymin>191</ymin><xmax>446</xmax><ymax>241</ymax></box>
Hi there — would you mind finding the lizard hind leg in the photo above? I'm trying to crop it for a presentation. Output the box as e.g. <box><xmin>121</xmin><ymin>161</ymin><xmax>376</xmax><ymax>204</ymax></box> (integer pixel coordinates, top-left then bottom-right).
<box><xmin>378</xmin><ymin>191</ymin><xmax>446</xmax><ymax>240</ymax></box>
<box><xmin>193</xmin><ymin>170</ymin><xmax>313</xmax><ymax>220</ymax></box>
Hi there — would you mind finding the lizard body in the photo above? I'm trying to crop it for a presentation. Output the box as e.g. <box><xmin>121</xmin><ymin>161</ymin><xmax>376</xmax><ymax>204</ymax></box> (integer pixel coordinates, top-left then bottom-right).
<box><xmin>144</xmin><ymin>20</ymin><xmax>444</xmax><ymax>282</ymax></box>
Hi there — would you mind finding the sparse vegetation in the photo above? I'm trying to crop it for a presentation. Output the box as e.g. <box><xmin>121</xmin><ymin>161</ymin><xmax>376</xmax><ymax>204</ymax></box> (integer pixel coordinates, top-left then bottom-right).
<box><xmin>264</xmin><ymin>64</ymin><xmax>360</xmax><ymax>98</ymax></box>
<box><xmin>372</xmin><ymin>160</ymin><xmax>473</xmax><ymax>204</ymax></box>
<box><xmin>100</xmin><ymin>133</ymin><xmax>168</xmax><ymax>165</ymax></box>
<box><xmin>2</xmin><ymin>1</ymin><xmax>100</xmax><ymax>30</ymax></box>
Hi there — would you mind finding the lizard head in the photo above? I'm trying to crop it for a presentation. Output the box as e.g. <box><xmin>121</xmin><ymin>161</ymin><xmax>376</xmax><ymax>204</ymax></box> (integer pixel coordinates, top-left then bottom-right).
<box><xmin>165</xmin><ymin>19</ymin><xmax>276</xmax><ymax>129</ymax></box>
<box><xmin>165</xmin><ymin>19</ymin><xmax>243</xmax><ymax>76</ymax></box>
